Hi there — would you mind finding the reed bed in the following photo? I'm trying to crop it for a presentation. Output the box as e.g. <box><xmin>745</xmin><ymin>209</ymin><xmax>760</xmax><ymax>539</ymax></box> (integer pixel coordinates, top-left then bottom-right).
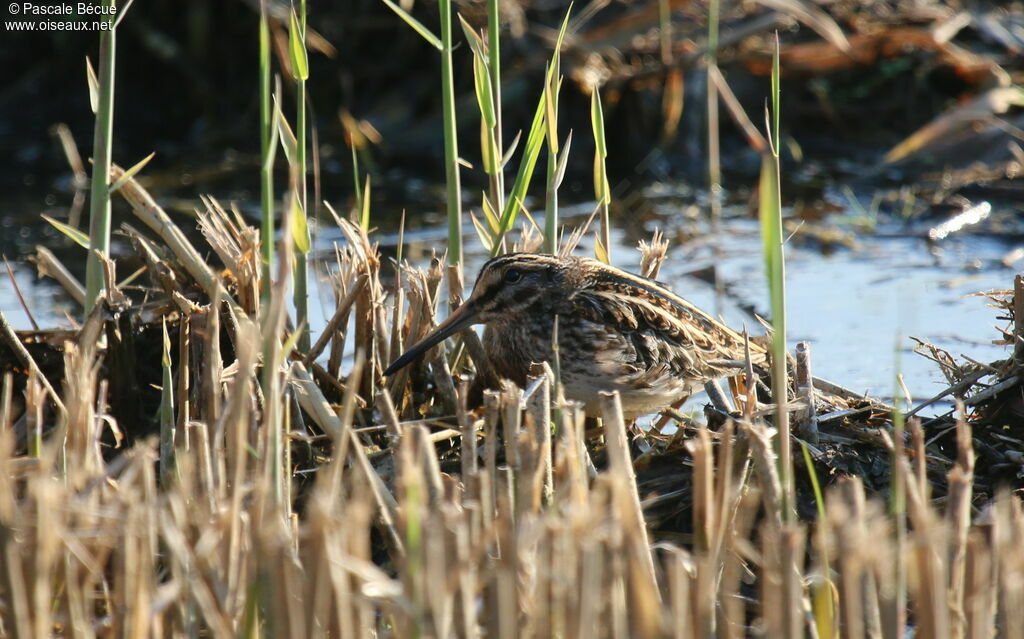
<box><xmin>3</xmin><ymin>2</ymin><xmax>1024</xmax><ymax>636</ymax></box>
<box><xmin>2</xmin><ymin>171</ymin><xmax>1023</xmax><ymax>636</ymax></box>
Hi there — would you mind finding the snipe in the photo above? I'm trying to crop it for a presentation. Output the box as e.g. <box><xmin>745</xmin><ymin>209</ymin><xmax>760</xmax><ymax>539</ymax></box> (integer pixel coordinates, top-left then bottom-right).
<box><xmin>384</xmin><ymin>253</ymin><xmax>763</xmax><ymax>418</ymax></box>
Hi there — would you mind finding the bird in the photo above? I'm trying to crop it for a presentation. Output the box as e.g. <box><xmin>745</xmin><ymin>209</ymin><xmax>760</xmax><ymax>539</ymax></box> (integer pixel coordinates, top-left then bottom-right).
<box><xmin>384</xmin><ymin>253</ymin><xmax>764</xmax><ymax>418</ymax></box>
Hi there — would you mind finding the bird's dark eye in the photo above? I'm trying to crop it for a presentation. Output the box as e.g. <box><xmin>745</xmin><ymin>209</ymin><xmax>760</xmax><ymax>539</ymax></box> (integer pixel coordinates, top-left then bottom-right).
<box><xmin>504</xmin><ymin>268</ymin><xmax>523</xmax><ymax>284</ymax></box>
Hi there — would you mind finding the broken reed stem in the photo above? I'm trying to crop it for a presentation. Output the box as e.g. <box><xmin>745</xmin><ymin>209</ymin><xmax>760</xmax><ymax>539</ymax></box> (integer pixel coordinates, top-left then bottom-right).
<box><xmin>599</xmin><ymin>391</ymin><xmax>660</xmax><ymax>605</ymax></box>
<box><xmin>33</xmin><ymin>247</ymin><xmax>85</xmax><ymax>307</ymax></box>
<box><xmin>795</xmin><ymin>341</ymin><xmax>818</xmax><ymax>444</ymax></box>
<box><xmin>112</xmin><ymin>165</ymin><xmax>236</xmax><ymax>309</ymax></box>
<box><xmin>0</xmin><ymin>311</ymin><xmax>66</xmax><ymax>419</ymax></box>
<box><xmin>307</xmin><ymin>273</ymin><xmax>368</xmax><ymax>364</ymax></box>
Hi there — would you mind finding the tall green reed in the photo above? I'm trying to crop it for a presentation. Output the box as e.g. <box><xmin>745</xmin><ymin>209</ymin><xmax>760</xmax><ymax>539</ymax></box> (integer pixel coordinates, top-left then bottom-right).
<box><xmin>758</xmin><ymin>35</ymin><xmax>792</xmax><ymax>520</ymax></box>
<box><xmin>289</xmin><ymin>2</ymin><xmax>312</xmax><ymax>351</ymax></box>
<box><xmin>591</xmin><ymin>88</ymin><xmax>610</xmax><ymax>263</ymax></box>
<box><xmin>542</xmin><ymin>8</ymin><xmax>573</xmax><ymax>255</ymax></box>
<box><xmin>439</xmin><ymin>0</ymin><xmax>463</xmax><ymax>265</ymax></box>
<box><xmin>487</xmin><ymin>0</ymin><xmax>504</xmax><ymax>216</ymax></box>
<box><xmin>460</xmin><ymin>16</ymin><xmax>502</xmax><ymax>248</ymax></box>
<box><xmin>84</xmin><ymin>0</ymin><xmax>119</xmax><ymax>313</ymax></box>
<box><xmin>378</xmin><ymin>0</ymin><xmax>461</xmax><ymax>265</ymax></box>
<box><xmin>480</xmin><ymin>10</ymin><xmax>569</xmax><ymax>257</ymax></box>
<box><xmin>259</xmin><ymin>0</ymin><xmax>274</xmax><ymax>301</ymax></box>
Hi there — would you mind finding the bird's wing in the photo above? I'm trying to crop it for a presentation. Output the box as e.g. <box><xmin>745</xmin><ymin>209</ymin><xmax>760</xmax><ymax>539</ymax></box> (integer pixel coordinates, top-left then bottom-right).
<box><xmin>568</xmin><ymin>284</ymin><xmax>761</xmax><ymax>380</ymax></box>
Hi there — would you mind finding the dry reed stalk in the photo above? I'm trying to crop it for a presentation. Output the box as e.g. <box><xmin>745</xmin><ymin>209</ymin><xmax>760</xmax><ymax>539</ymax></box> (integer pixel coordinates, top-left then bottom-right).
<box><xmin>525</xmin><ymin>365</ymin><xmax>554</xmax><ymax>505</ymax></box>
<box><xmin>910</xmin><ymin>417</ymin><xmax>929</xmax><ymax>503</ymax></box>
<box><xmin>483</xmin><ymin>390</ymin><xmax>501</xmax><ymax>521</ymax></box>
<box><xmin>688</xmin><ymin>425</ymin><xmax>716</xmax><ymax>552</ymax></box>
<box><xmin>0</xmin><ymin>310</ymin><xmax>66</xmax><ymax>419</ymax></box>
<box><xmin>993</xmin><ymin>493</ymin><xmax>1024</xmax><ymax>639</ymax></box>
<box><xmin>830</xmin><ymin>478</ymin><xmax>870</xmax><ymax>639</ymax></box>
<box><xmin>893</xmin><ymin>429</ymin><xmax>949</xmax><ymax>639</ymax></box>
<box><xmin>600</xmin><ymin>392</ymin><xmax>661</xmax><ymax>619</ymax></box>
<box><xmin>112</xmin><ymin>165</ymin><xmax>232</xmax><ymax>307</ymax></box>
<box><xmin>386</xmin><ymin>268</ymin><xmax>431</xmax><ymax>409</ymax></box>
<box><xmin>554</xmin><ymin>401</ymin><xmax>588</xmax><ymax>508</ymax></box>
<box><xmin>638</xmin><ymin>229</ymin><xmax>669</xmax><ymax>280</ymax></box>
<box><xmin>24</xmin><ymin>370</ymin><xmax>43</xmax><ymax>459</ymax></box>
<box><xmin>33</xmin><ymin>246</ymin><xmax>86</xmax><ymax>306</ymax></box>
<box><xmin>199</xmin><ymin>197</ymin><xmax>261</xmax><ymax>313</ymax></box>
<box><xmin>501</xmin><ymin>380</ymin><xmax>523</xmax><ymax>475</ymax></box>
<box><xmin>0</xmin><ymin>372</ymin><xmax>11</xmax><ymax>434</ymax></box>
<box><xmin>744</xmin><ymin>420</ymin><xmax>783</xmax><ymax>528</ymax></box>
<box><xmin>62</xmin><ymin>340</ymin><xmax>104</xmax><ymax>479</ymax></box>
<box><xmin>9</xmin><ymin>204</ymin><xmax>1024</xmax><ymax>639</ymax></box>
<box><xmin>429</xmin><ymin>337</ymin><xmax>459</xmax><ymax>415</ymax></box>
<box><xmin>333</xmin><ymin>219</ymin><xmax>385</xmax><ymax>403</ymax></box>
<box><xmin>309</xmin><ymin>272</ymin><xmax>367</xmax><ymax>364</ymax></box>
<box><xmin>176</xmin><ymin>313</ymin><xmax>192</xmax><ymax>454</ymax></box>
<box><xmin>795</xmin><ymin>341</ymin><xmax>819</xmax><ymax>444</ymax></box>
<box><xmin>963</xmin><ymin>530</ymin><xmax>994</xmax><ymax>639</ymax></box>
<box><xmin>946</xmin><ymin>406</ymin><xmax>975</xmax><ymax>639</ymax></box>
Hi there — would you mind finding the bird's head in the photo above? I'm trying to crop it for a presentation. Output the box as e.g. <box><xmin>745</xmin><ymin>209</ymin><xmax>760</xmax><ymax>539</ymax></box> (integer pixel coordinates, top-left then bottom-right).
<box><xmin>383</xmin><ymin>253</ymin><xmax>568</xmax><ymax>376</ymax></box>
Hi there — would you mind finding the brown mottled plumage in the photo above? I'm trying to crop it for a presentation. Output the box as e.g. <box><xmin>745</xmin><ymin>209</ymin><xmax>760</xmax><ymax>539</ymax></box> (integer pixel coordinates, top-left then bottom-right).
<box><xmin>384</xmin><ymin>253</ymin><xmax>764</xmax><ymax>417</ymax></box>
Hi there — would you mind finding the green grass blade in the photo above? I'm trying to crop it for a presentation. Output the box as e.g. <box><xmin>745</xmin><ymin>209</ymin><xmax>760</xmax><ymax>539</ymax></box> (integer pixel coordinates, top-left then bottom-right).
<box><xmin>544</xmin><ymin>63</ymin><xmax>559</xmax><ymax>155</ymax></box>
<box><xmin>42</xmin><ymin>214</ymin><xmax>90</xmax><ymax>250</ymax></box>
<box><xmin>275</xmin><ymin>102</ymin><xmax>298</xmax><ymax>166</ymax></box>
<box><xmin>470</xmin><ymin>211</ymin><xmax>494</xmax><ymax>253</ymax></box>
<box><xmin>591</xmin><ymin>88</ymin><xmax>607</xmax><ymax>161</ymax></box>
<box><xmin>591</xmin><ymin>87</ymin><xmax>612</xmax><ymax>262</ymax></box>
<box><xmin>553</xmin><ymin>131</ymin><xmax>572</xmax><ymax>191</ymax></box>
<box><xmin>472</xmin><ymin>50</ymin><xmax>496</xmax><ymax>130</ymax></box>
<box><xmin>291</xmin><ymin>198</ymin><xmax>310</xmax><ymax>254</ymax></box>
<box><xmin>480</xmin><ymin>120</ymin><xmax>498</xmax><ymax>176</ymax></box>
<box><xmin>288</xmin><ymin>8</ymin><xmax>309</xmax><ymax>80</ymax></box>
<box><xmin>360</xmin><ymin>174</ymin><xmax>372</xmax><ymax>231</ymax></box>
<box><xmin>379</xmin><ymin>0</ymin><xmax>443</xmax><ymax>50</ymax></box>
<box><xmin>457</xmin><ymin>14</ymin><xmax>486</xmax><ymax>58</ymax></box>
<box><xmin>492</xmin><ymin>91</ymin><xmax>546</xmax><ymax>255</ymax></box>
<box><xmin>500</xmin><ymin>130</ymin><xmax>522</xmax><ymax>169</ymax></box>
<box><xmin>542</xmin><ymin>5</ymin><xmax>572</xmax><ymax>252</ymax></box>
<box><xmin>481</xmin><ymin>192</ymin><xmax>500</xmax><ymax>233</ymax></box>
<box><xmin>771</xmin><ymin>31</ymin><xmax>780</xmax><ymax>154</ymax></box>
<box><xmin>758</xmin><ymin>148</ymin><xmax>789</xmax><ymax>510</ymax></box>
<box><xmin>85</xmin><ymin>57</ymin><xmax>99</xmax><ymax>114</ymax></box>
<box><xmin>108</xmin><ymin>151</ymin><xmax>154</xmax><ymax>194</ymax></box>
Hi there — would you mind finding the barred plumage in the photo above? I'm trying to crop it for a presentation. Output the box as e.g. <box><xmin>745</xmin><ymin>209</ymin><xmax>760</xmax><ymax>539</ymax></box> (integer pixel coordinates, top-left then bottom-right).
<box><xmin>385</xmin><ymin>253</ymin><xmax>764</xmax><ymax>417</ymax></box>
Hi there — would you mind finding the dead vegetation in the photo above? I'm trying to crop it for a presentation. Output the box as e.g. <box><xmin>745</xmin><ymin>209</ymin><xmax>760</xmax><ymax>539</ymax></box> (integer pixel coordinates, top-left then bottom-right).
<box><xmin>3</xmin><ymin>0</ymin><xmax>1024</xmax><ymax>635</ymax></box>
<box><xmin>1</xmin><ymin>165</ymin><xmax>1023</xmax><ymax>636</ymax></box>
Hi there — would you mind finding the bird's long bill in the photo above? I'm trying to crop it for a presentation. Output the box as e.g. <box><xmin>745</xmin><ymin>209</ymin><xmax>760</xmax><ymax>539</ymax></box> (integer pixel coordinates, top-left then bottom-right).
<box><xmin>383</xmin><ymin>301</ymin><xmax>479</xmax><ymax>376</ymax></box>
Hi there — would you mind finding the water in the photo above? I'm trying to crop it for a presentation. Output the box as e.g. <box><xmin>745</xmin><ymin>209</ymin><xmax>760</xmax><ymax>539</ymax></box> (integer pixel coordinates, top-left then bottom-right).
<box><xmin>654</xmin><ymin>220</ymin><xmax>1012</xmax><ymax>403</ymax></box>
